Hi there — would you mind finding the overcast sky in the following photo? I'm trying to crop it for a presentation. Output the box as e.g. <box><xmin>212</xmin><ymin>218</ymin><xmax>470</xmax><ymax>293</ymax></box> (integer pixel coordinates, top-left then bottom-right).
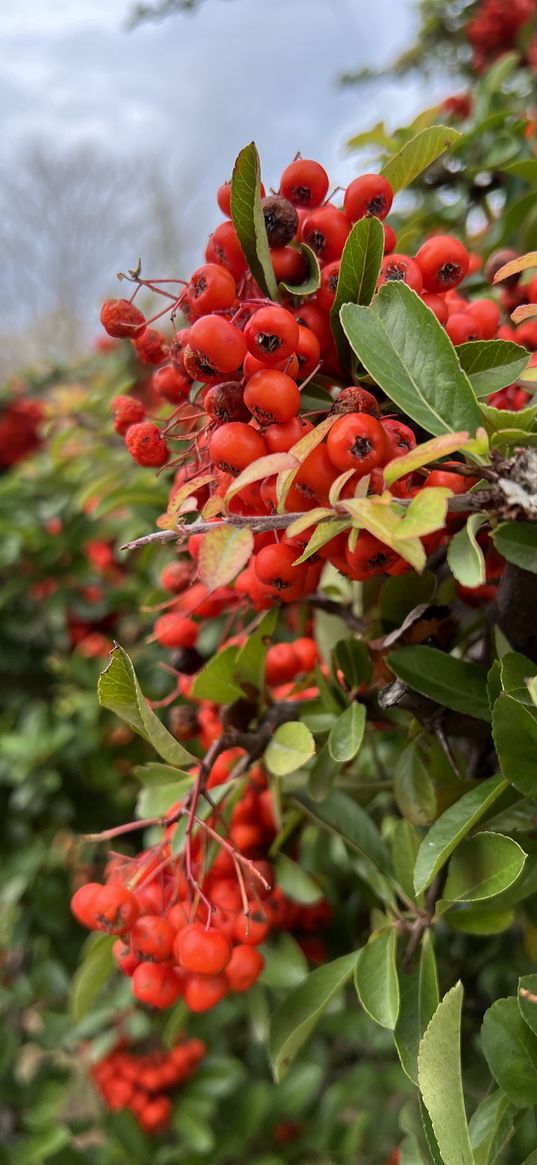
<box><xmin>0</xmin><ymin>0</ymin><xmax>451</xmax><ymax>357</ymax></box>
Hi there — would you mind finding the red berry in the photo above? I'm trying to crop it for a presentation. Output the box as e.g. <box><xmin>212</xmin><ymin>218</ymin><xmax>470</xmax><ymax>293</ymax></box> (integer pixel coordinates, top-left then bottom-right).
<box><xmin>244</xmin><ymin>306</ymin><xmax>299</xmax><ymax>366</ymax></box>
<box><xmin>421</xmin><ymin>293</ymin><xmax>449</xmax><ymax>324</ymax></box>
<box><xmin>254</xmin><ymin>543</ymin><xmax>308</xmax><ymax>601</ymax></box>
<box><xmin>205</xmin><ymin>221</ymin><xmax>248</xmax><ymax>279</ymax></box>
<box><xmin>327</xmin><ymin>413</ymin><xmax>389</xmax><ymax>475</ymax></box>
<box><xmin>295</xmin><ymin>325</ymin><xmax>321</xmax><ymax>378</ymax></box>
<box><xmin>343</xmin><ymin>173</ymin><xmax>393</xmax><ymax>222</ymax></box>
<box><xmin>111</xmin><ymin>395</ymin><xmax>146</xmax><ymax>435</ymax></box>
<box><xmin>94</xmin><ymin>884</ymin><xmax>140</xmax><ymax>935</ymax></box>
<box><xmin>378</xmin><ymin>254</ymin><xmax>423</xmax><ymax>293</ymax></box>
<box><xmin>383</xmin><ymin>222</ymin><xmax>397</xmax><ymax>254</ymax></box>
<box><xmin>263</xmin><ymin>416</ymin><xmax>313</xmax><ymax>453</ymax></box>
<box><xmin>125</xmin><ymin>422</ymin><xmax>168</xmax><ymax>467</ymax></box>
<box><xmin>130</xmin><ymin>915</ymin><xmax>175</xmax><ymax>962</ymax></box>
<box><xmin>71</xmin><ymin>882</ymin><xmax>103</xmax><ymax>928</ymax></box>
<box><xmin>382</xmin><ymin>419</ymin><xmax>416</xmax><ymax>459</ymax></box>
<box><xmin>217</xmin><ymin>181</ymin><xmax>232</xmax><ymax>217</ymax></box>
<box><xmin>301</xmin><ymin>206</ymin><xmax>351</xmax><ymax>263</ymax></box>
<box><xmin>132</xmin><ymin>963</ymin><xmax>182</xmax><ymax>1009</ymax></box>
<box><xmin>187</xmin><ymin>263</ymin><xmax>236</xmax><ymax>314</ymax></box>
<box><xmin>154</xmin><ymin>614</ymin><xmax>198</xmax><ymax>649</ymax></box>
<box><xmin>100</xmin><ymin>298</ymin><xmax>146</xmax><ymax>339</ymax></box>
<box><xmin>345</xmin><ymin>530</ymin><xmax>400</xmax><ymax>580</ymax></box>
<box><xmin>226</xmin><ymin>945</ymin><xmax>265</xmax><ymax>992</ymax></box>
<box><xmin>183</xmin><ymin>973</ymin><xmax>229</xmax><ymax>1013</ymax></box>
<box><xmin>446</xmin><ymin>314</ymin><xmax>482</xmax><ymax>344</ymax></box>
<box><xmin>185</xmin><ymin>316</ymin><xmax>246</xmax><ymax>379</ymax></box>
<box><xmin>209</xmin><ymin>422</ymin><xmax>267</xmax><ymax>476</ymax></box>
<box><xmin>132</xmin><ymin>328</ymin><xmax>168</xmax><ymax>366</ymax></box>
<box><xmin>270</xmin><ymin>246</ymin><xmax>309</xmax><ymax>284</ymax></box>
<box><xmin>279</xmin><ymin>159</ymin><xmax>329</xmax><ymax>208</ymax></box>
<box><xmin>415</xmin><ymin>236</ymin><xmax>470</xmax><ymax>293</ymax></box>
<box><xmin>316</xmin><ymin>261</ymin><xmax>341</xmax><ymax>312</ymax></box>
<box><xmin>175</xmin><ymin>924</ymin><xmax>231</xmax><ymax>974</ymax></box>
<box><xmin>244</xmin><ymin>369</ymin><xmax>300</xmax><ymax>425</ymax></box>
<box><xmin>152</xmin><ymin>364</ymin><xmax>192</xmax><ymax>404</ymax></box>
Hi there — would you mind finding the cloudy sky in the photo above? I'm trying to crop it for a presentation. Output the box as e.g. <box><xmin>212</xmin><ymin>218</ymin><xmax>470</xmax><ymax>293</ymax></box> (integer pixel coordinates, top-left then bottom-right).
<box><xmin>0</xmin><ymin>0</ymin><xmax>450</xmax><ymax>357</ymax></box>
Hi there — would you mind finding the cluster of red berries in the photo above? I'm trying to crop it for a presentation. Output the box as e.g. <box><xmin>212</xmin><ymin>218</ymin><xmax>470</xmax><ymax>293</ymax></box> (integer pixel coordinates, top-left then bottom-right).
<box><xmin>71</xmin><ymin>760</ymin><xmax>329</xmax><ymax>1015</ymax></box>
<box><xmin>0</xmin><ymin>394</ymin><xmax>43</xmax><ymax>469</ymax></box>
<box><xmin>99</xmin><ymin>154</ymin><xmax>537</xmax><ymax>617</ymax></box>
<box><xmin>465</xmin><ymin>0</ymin><xmax>536</xmax><ymax>72</ymax></box>
<box><xmin>90</xmin><ymin>1036</ymin><xmax>206</xmax><ymax>1134</ymax></box>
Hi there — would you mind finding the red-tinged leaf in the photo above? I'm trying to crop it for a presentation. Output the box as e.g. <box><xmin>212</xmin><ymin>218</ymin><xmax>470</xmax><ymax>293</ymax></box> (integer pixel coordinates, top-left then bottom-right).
<box><xmin>294</xmin><ymin>518</ymin><xmax>352</xmax><ymax>565</ymax></box>
<box><xmin>396</xmin><ymin>488</ymin><xmax>450</xmax><ymax>540</ymax></box>
<box><xmin>276</xmin><ymin>415</ymin><xmax>339</xmax><ymax>513</ymax></box>
<box><xmin>383</xmin><ymin>433</ymin><xmax>469</xmax><ymax>485</ymax></box>
<box><xmin>285</xmin><ymin>508</ymin><xmax>333</xmax><ymax>539</ymax></box>
<box><xmin>511</xmin><ymin>304</ymin><xmax>537</xmax><ymax>325</ymax></box>
<box><xmin>158</xmin><ymin>473</ymin><xmax>216</xmax><ymax>529</ymax></box>
<box><xmin>224</xmin><ymin>453</ymin><xmax>298</xmax><ymax>502</ymax></box>
<box><xmin>493</xmin><ymin>250</ymin><xmax>537</xmax><ymax>283</ymax></box>
<box><xmin>198</xmin><ymin>524</ymin><xmax>254</xmax><ymax>589</ymax></box>
<box><xmin>342</xmin><ymin>495</ymin><xmax>426</xmax><ymax>571</ymax></box>
<box><xmin>328</xmin><ymin>469</ymin><xmax>358</xmax><ymax>505</ymax></box>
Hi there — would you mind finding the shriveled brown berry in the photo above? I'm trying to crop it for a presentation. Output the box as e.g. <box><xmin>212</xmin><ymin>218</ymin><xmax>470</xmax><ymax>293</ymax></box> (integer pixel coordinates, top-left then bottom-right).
<box><xmin>262</xmin><ymin>195</ymin><xmax>299</xmax><ymax>248</ymax></box>
<box><xmin>485</xmin><ymin>248</ymin><xmax>520</xmax><ymax>288</ymax></box>
<box><xmin>204</xmin><ymin>382</ymin><xmax>249</xmax><ymax>424</ymax></box>
<box><xmin>100</xmin><ymin>298</ymin><xmax>146</xmax><ymax>339</ymax></box>
<box><xmin>169</xmin><ymin>705</ymin><xmax>200</xmax><ymax>740</ymax></box>
<box><xmin>170</xmin><ymin>647</ymin><xmax>204</xmax><ymax>674</ymax></box>
<box><xmin>331</xmin><ymin>386</ymin><xmax>381</xmax><ymax>418</ymax></box>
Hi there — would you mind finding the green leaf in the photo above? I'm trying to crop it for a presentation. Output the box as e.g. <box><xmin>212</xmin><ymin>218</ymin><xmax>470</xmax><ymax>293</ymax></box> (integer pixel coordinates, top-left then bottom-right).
<box><xmin>340</xmin><ymin>284</ymin><xmax>483</xmax><ymax>436</ymax></box>
<box><xmin>235</xmin><ymin>607</ymin><xmax>278</xmax><ymax>692</ymax></box>
<box><xmin>136</xmin><ymin>775</ymin><xmax>193</xmax><ymax>818</ymax></box>
<box><xmin>269</xmin><ymin>952</ymin><xmax>357</xmax><ymax>1080</ymax></box>
<box><xmin>492</xmin><ymin>522</ymin><xmax>537</xmax><ymax>573</ymax></box>
<box><xmin>469</xmin><ymin>1090</ymin><xmax>515</xmax><ymax>1165</ymax></box>
<box><xmin>447</xmin><ymin>516</ymin><xmax>487</xmax><ymax>588</ymax></box>
<box><xmin>293</xmin><ymin>789</ymin><xmax>391</xmax><ymax>875</ymax></box>
<box><xmin>482</xmin><ymin>997</ymin><xmax>537</xmax><ymax>1107</ymax></box>
<box><xmin>69</xmin><ymin>934</ymin><xmax>115</xmax><ymax>1022</ymax></box>
<box><xmin>442</xmin><ymin>832</ymin><xmax>526</xmax><ymax>903</ymax></box>
<box><xmin>191</xmin><ymin>644</ymin><xmax>244</xmax><ymax>704</ymax></box>
<box><xmin>381</xmin><ymin>125</ymin><xmax>462</xmax><ymax>192</ymax></box>
<box><xmin>394</xmin><ymin>741</ymin><xmax>437</xmax><ymax>827</ymax></box>
<box><xmin>417</xmin><ymin>982</ymin><xmax>474</xmax><ymax>1165</ymax></box>
<box><xmin>457</xmin><ymin>339</ymin><xmax>530</xmax><ymax>398</ymax></box>
<box><xmin>327</xmin><ymin>702</ymin><xmax>366</xmax><ymax>763</ymax></box>
<box><xmin>260</xmin><ymin>931</ymin><xmax>309</xmax><ymax>989</ymax></box>
<box><xmin>329</xmin><ymin>216</ymin><xmax>384</xmax><ymax>367</ymax></box>
<box><xmin>492</xmin><ymin>693</ymin><xmax>537</xmax><ymax>795</ymax></box>
<box><xmin>307</xmin><ymin>740</ymin><xmax>340</xmax><ymax>801</ymax></box>
<box><xmin>395</xmin><ymin>932</ymin><xmax>439</xmax><ymax>1084</ymax></box>
<box><xmin>265</xmin><ymin>721</ymin><xmax>315</xmax><ymax>776</ymax></box>
<box><xmin>273</xmin><ymin>853</ymin><xmax>323</xmax><ymax>905</ymax></box>
<box><xmin>98</xmin><ymin>646</ymin><xmax>196</xmax><ymax>766</ymax></box>
<box><xmin>198</xmin><ymin>524</ymin><xmax>254</xmax><ymax>589</ymax></box>
<box><xmin>278</xmin><ymin>242</ymin><xmax>320</xmax><ymax>297</ymax></box>
<box><xmin>388</xmin><ymin>645</ymin><xmax>491</xmax><ymax>721</ymax></box>
<box><xmin>500</xmin><ymin>651</ymin><xmax>537</xmax><ymax>704</ymax></box>
<box><xmin>355</xmin><ymin>928</ymin><xmax>399</xmax><ymax>1029</ymax></box>
<box><xmin>134</xmin><ymin>762</ymin><xmax>193</xmax><ymax>787</ymax></box>
<box><xmin>230</xmin><ymin>141</ymin><xmax>279</xmax><ymax>300</ymax></box>
<box><xmin>391</xmin><ymin>818</ymin><xmax>422</xmax><ymax>902</ymax></box>
<box><xmin>518</xmin><ymin>973</ymin><xmax>537</xmax><ymax>1038</ymax></box>
<box><xmin>10</xmin><ymin>1127</ymin><xmax>71</xmax><ymax>1165</ymax></box>
<box><xmin>445</xmin><ymin>904</ymin><xmax>515</xmax><ymax>935</ymax></box>
<box><xmin>413</xmin><ymin>775</ymin><xmax>510</xmax><ymax>895</ymax></box>
<box><xmin>333</xmin><ymin>638</ymin><xmax>372</xmax><ymax>688</ymax></box>
<box><xmin>380</xmin><ymin>570</ymin><xmax>437</xmax><ymax>628</ymax></box>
